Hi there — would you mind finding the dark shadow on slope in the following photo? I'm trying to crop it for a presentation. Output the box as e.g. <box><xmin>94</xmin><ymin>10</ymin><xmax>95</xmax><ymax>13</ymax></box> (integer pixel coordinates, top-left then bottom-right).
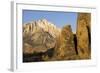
<box><xmin>23</xmin><ymin>48</ymin><xmax>54</xmax><ymax>62</ymax></box>
<box><xmin>86</xmin><ymin>26</ymin><xmax>91</xmax><ymax>49</ymax></box>
<box><xmin>73</xmin><ymin>34</ymin><xmax>78</xmax><ymax>55</ymax></box>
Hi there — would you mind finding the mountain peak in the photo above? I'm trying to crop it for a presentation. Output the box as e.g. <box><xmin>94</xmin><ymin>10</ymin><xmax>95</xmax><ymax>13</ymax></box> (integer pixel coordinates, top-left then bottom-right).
<box><xmin>23</xmin><ymin>19</ymin><xmax>61</xmax><ymax>38</ymax></box>
<box><xmin>23</xmin><ymin>19</ymin><xmax>61</xmax><ymax>54</ymax></box>
<box><xmin>41</xmin><ymin>18</ymin><xmax>48</xmax><ymax>22</ymax></box>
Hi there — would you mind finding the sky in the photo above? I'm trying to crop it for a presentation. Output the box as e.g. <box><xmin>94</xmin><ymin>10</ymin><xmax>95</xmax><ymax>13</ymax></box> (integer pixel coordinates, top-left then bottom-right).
<box><xmin>23</xmin><ymin>10</ymin><xmax>78</xmax><ymax>32</ymax></box>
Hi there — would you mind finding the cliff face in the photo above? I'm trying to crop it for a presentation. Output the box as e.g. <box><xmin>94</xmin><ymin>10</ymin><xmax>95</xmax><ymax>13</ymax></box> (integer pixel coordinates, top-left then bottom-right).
<box><xmin>76</xmin><ymin>13</ymin><xmax>91</xmax><ymax>59</ymax></box>
<box><xmin>54</xmin><ymin>25</ymin><xmax>78</xmax><ymax>60</ymax></box>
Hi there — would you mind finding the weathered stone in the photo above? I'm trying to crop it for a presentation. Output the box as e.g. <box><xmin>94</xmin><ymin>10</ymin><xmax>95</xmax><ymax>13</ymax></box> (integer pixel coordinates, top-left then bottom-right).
<box><xmin>76</xmin><ymin>13</ymin><xmax>91</xmax><ymax>59</ymax></box>
<box><xmin>23</xmin><ymin>43</ymin><xmax>33</xmax><ymax>54</ymax></box>
<box><xmin>28</xmin><ymin>30</ymin><xmax>56</xmax><ymax>53</ymax></box>
<box><xmin>54</xmin><ymin>25</ymin><xmax>78</xmax><ymax>60</ymax></box>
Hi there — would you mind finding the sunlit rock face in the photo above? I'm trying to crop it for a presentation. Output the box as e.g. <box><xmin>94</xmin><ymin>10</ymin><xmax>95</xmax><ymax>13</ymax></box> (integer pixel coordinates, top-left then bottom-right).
<box><xmin>54</xmin><ymin>25</ymin><xmax>78</xmax><ymax>60</ymax></box>
<box><xmin>76</xmin><ymin>13</ymin><xmax>91</xmax><ymax>59</ymax></box>
<box><xmin>23</xmin><ymin>19</ymin><xmax>61</xmax><ymax>54</ymax></box>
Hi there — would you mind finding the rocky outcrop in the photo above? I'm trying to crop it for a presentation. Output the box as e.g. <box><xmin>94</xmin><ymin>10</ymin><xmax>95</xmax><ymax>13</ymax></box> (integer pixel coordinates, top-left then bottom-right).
<box><xmin>54</xmin><ymin>25</ymin><xmax>78</xmax><ymax>60</ymax></box>
<box><xmin>76</xmin><ymin>13</ymin><xmax>91</xmax><ymax>59</ymax></box>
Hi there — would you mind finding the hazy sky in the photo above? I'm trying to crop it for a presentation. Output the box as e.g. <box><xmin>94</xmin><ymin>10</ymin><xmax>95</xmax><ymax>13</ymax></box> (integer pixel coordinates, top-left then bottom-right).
<box><xmin>23</xmin><ymin>10</ymin><xmax>78</xmax><ymax>32</ymax></box>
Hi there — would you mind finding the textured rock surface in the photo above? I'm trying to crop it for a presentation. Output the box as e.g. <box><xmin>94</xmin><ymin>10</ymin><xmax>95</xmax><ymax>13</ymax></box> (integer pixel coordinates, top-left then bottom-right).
<box><xmin>76</xmin><ymin>13</ymin><xmax>91</xmax><ymax>59</ymax></box>
<box><xmin>23</xmin><ymin>43</ymin><xmax>33</xmax><ymax>54</ymax></box>
<box><xmin>54</xmin><ymin>25</ymin><xmax>78</xmax><ymax>60</ymax></box>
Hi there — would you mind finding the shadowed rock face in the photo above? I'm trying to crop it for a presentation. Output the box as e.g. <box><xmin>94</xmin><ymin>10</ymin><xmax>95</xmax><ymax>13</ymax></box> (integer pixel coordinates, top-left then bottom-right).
<box><xmin>76</xmin><ymin>13</ymin><xmax>91</xmax><ymax>59</ymax></box>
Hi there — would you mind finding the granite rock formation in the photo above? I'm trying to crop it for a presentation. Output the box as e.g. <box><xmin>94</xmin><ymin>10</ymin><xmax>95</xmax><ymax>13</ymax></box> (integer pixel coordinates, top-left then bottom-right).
<box><xmin>76</xmin><ymin>13</ymin><xmax>91</xmax><ymax>59</ymax></box>
<box><xmin>54</xmin><ymin>25</ymin><xmax>78</xmax><ymax>60</ymax></box>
